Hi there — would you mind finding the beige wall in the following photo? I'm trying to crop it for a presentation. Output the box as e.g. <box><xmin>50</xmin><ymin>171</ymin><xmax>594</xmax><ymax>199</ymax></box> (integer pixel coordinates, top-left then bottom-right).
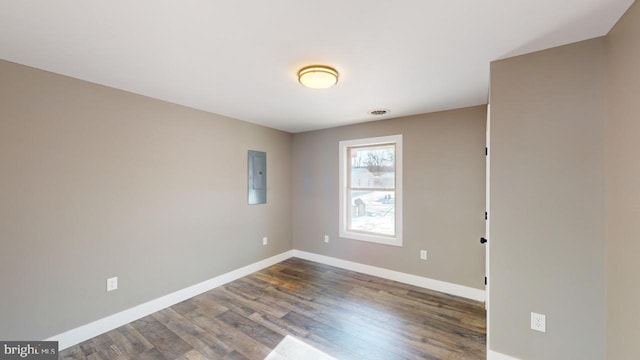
<box><xmin>605</xmin><ymin>2</ymin><xmax>640</xmax><ymax>359</ymax></box>
<box><xmin>292</xmin><ymin>107</ymin><xmax>486</xmax><ymax>290</ymax></box>
<box><xmin>0</xmin><ymin>60</ymin><xmax>292</xmax><ymax>340</ymax></box>
<box><xmin>489</xmin><ymin>38</ymin><xmax>607</xmax><ymax>359</ymax></box>
<box><xmin>7</xmin><ymin>5</ymin><xmax>639</xmax><ymax>353</ymax></box>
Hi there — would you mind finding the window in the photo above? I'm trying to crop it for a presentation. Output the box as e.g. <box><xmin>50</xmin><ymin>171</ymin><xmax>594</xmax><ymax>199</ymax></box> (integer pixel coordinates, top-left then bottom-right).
<box><xmin>339</xmin><ymin>135</ymin><xmax>403</xmax><ymax>246</ymax></box>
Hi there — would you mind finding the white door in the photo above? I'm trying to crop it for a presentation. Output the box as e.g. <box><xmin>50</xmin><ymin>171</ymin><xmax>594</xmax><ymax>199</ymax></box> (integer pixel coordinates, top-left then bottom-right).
<box><xmin>485</xmin><ymin>105</ymin><xmax>490</xmax><ymax>309</ymax></box>
<box><xmin>485</xmin><ymin>105</ymin><xmax>491</xmax><ymax>351</ymax></box>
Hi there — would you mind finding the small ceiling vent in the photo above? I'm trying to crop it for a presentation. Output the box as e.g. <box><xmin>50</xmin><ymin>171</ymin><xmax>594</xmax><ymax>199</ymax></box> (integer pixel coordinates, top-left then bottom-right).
<box><xmin>369</xmin><ymin>109</ymin><xmax>390</xmax><ymax>116</ymax></box>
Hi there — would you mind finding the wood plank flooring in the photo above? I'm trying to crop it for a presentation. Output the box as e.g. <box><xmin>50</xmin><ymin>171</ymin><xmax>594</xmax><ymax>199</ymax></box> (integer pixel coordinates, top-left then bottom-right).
<box><xmin>60</xmin><ymin>258</ymin><xmax>486</xmax><ymax>360</ymax></box>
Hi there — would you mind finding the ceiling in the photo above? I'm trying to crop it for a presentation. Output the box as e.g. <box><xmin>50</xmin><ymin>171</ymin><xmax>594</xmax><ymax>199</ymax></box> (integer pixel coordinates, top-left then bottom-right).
<box><xmin>0</xmin><ymin>1</ymin><xmax>634</xmax><ymax>133</ymax></box>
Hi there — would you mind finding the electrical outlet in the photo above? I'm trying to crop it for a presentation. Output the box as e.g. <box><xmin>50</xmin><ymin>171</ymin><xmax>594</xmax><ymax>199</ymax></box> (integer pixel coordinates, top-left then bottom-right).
<box><xmin>531</xmin><ymin>312</ymin><xmax>546</xmax><ymax>332</ymax></box>
<box><xmin>324</xmin><ymin>235</ymin><xmax>329</xmax><ymax>243</ymax></box>
<box><xmin>262</xmin><ymin>237</ymin><xmax>268</xmax><ymax>246</ymax></box>
<box><xmin>420</xmin><ymin>250</ymin><xmax>428</xmax><ymax>260</ymax></box>
<box><xmin>106</xmin><ymin>277</ymin><xmax>118</xmax><ymax>292</ymax></box>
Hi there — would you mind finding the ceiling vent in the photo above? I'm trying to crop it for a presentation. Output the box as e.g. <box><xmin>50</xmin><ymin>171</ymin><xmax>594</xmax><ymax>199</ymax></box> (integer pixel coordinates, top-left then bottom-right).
<box><xmin>369</xmin><ymin>109</ymin><xmax>390</xmax><ymax>116</ymax></box>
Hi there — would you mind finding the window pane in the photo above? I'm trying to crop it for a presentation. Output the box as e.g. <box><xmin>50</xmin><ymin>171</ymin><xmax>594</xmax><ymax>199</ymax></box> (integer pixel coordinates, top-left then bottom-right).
<box><xmin>349</xmin><ymin>145</ymin><xmax>395</xmax><ymax>189</ymax></box>
<box><xmin>348</xmin><ymin>190</ymin><xmax>395</xmax><ymax>236</ymax></box>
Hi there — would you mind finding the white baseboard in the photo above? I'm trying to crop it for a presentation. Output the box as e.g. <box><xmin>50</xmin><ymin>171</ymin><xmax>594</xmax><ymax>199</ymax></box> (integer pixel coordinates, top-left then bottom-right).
<box><xmin>488</xmin><ymin>350</ymin><xmax>520</xmax><ymax>360</ymax></box>
<box><xmin>48</xmin><ymin>249</ymin><xmax>485</xmax><ymax>351</ymax></box>
<box><xmin>291</xmin><ymin>250</ymin><xmax>485</xmax><ymax>302</ymax></box>
<box><xmin>48</xmin><ymin>250</ymin><xmax>294</xmax><ymax>350</ymax></box>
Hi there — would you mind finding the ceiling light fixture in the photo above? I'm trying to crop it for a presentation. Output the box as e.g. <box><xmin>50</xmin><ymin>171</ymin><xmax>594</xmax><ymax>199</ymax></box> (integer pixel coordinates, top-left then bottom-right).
<box><xmin>298</xmin><ymin>65</ymin><xmax>338</xmax><ymax>89</ymax></box>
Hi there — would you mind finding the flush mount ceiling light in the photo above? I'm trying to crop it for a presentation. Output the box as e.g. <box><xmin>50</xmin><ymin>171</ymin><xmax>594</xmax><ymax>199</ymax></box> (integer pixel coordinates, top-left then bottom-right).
<box><xmin>298</xmin><ymin>65</ymin><xmax>338</xmax><ymax>89</ymax></box>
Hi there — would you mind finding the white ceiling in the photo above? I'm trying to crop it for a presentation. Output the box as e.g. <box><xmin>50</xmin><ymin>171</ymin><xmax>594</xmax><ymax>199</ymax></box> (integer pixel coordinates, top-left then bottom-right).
<box><xmin>0</xmin><ymin>1</ymin><xmax>634</xmax><ymax>133</ymax></box>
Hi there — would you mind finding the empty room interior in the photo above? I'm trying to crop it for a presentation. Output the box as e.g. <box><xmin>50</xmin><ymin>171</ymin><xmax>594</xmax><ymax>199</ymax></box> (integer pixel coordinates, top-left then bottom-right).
<box><xmin>1</xmin><ymin>1</ymin><xmax>639</xmax><ymax>359</ymax></box>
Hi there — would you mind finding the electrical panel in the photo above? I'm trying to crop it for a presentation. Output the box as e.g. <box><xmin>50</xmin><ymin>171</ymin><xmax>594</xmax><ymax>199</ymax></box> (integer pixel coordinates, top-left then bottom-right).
<box><xmin>248</xmin><ymin>150</ymin><xmax>266</xmax><ymax>205</ymax></box>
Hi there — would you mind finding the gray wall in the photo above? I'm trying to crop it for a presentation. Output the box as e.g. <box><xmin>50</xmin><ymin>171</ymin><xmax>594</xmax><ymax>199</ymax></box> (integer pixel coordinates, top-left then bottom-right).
<box><xmin>489</xmin><ymin>39</ymin><xmax>606</xmax><ymax>359</ymax></box>
<box><xmin>292</xmin><ymin>107</ymin><xmax>486</xmax><ymax>290</ymax></box>
<box><xmin>0</xmin><ymin>60</ymin><xmax>292</xmax><ymax>340</ymax></box>
<box><xmin>606</xmin><ymin>2</ymin><xmax>640</xmax><ymax>359</ymax></box>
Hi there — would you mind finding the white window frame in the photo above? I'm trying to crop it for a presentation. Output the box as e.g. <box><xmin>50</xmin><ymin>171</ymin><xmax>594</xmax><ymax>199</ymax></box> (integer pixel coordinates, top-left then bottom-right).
<box><xmin>339</xmin><ymin>134</ymin><xmax>403</xmax><ymax>246</ymax></box>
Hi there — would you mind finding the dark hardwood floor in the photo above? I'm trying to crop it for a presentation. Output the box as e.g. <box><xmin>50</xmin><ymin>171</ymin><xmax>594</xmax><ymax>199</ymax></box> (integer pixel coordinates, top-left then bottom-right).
<box><xmin>60</xmin><ymin>258</ymin><xmax>486</xmax><ymax>360</ymax></box>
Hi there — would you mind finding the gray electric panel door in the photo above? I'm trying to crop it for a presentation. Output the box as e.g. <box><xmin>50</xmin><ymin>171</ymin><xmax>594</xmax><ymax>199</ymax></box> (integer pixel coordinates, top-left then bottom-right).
<box><xmin>248</xmin><ymin>150</ymin><xmax>266</xmax><ymax>205</ymax></box>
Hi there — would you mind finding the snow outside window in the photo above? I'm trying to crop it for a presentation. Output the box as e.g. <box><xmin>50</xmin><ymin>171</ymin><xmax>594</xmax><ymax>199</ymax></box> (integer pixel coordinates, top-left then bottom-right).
<box><xmin>339</xmin><ymin>135</ymin><xmax>403</xmax><ymax>246</ymax></box>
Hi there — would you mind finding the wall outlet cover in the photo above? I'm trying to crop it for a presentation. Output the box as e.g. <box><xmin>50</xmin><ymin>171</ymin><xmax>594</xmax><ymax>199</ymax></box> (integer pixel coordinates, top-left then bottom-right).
<box><xmin>106</xmin><ymin>277</ymin><xmax>118</xmax><ymax>292</ymax></box>
<box><xmin>531</xmin><ymin>312</ymin><xmax>546</xmax><ymax>332</ymax></box>
<box><xmin>324</xmin><ymin>235</ymin><xmax>329</xmax><ymax>243</ymax></box>
<box><xmin>262</xmin><ymin>237</ymin><xmax>268</xmax><ymax>245</ymax></box>
<box><xmin>420</xmin><ymin>250</ymin><xmax>428</xmax><ymax>260</ymax></box>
